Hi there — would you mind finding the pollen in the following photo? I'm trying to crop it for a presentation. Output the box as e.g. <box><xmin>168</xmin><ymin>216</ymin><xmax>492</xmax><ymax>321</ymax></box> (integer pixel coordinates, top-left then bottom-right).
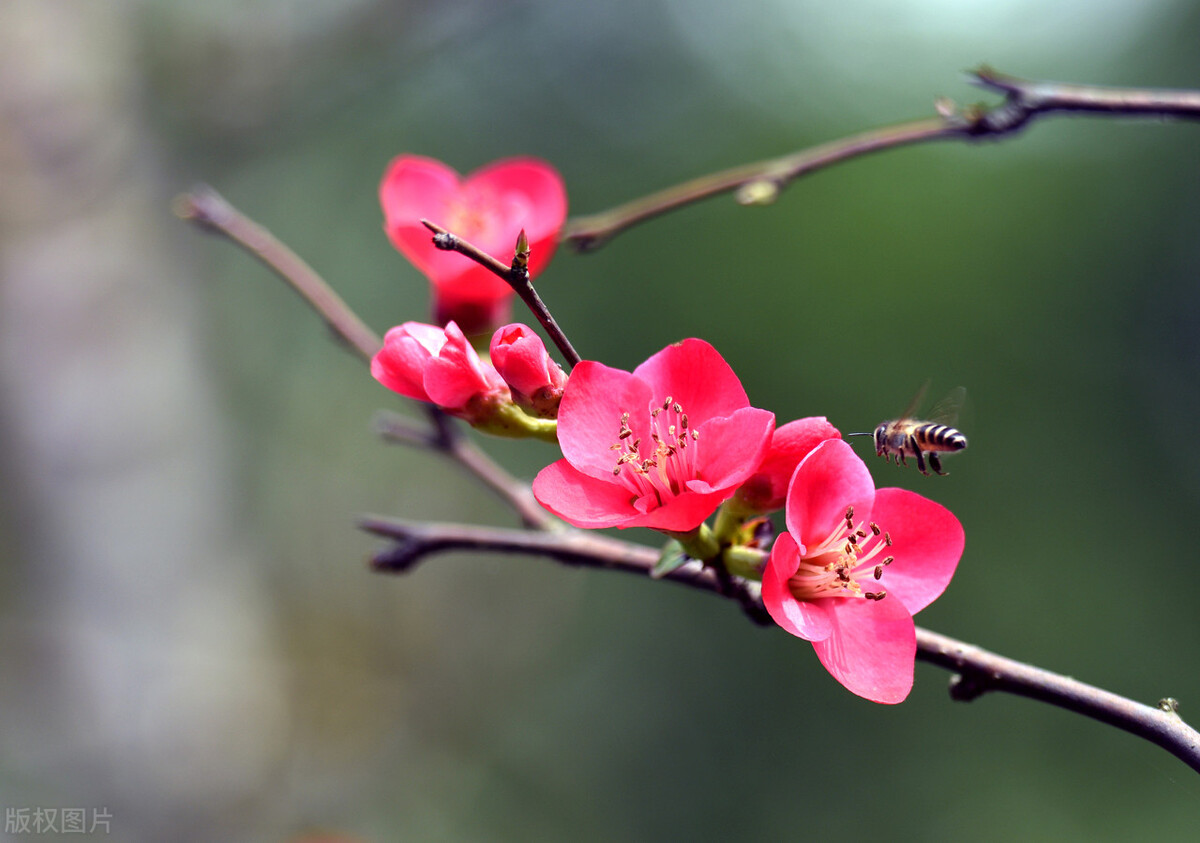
<box><xmin>444</xmin><ymin>185</ymin><xmax>501</xmax><ymax>239</ymax></box>
<box><xmin>786</xmin><ymin>506</ymin><xmax>896</xmax><ymax>603</ymax></box>
<box><xmin>609</xmin><ymin>396</ymin><xmax>701</xmax><ymax>505</ymax></box>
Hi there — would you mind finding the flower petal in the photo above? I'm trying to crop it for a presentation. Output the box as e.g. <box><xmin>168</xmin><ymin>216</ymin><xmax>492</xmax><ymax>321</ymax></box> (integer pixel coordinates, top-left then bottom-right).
<box><xmin>743</xmin><ymin>416</ymin><xmax>841</xmax><ymax>507</ymax></box>
<box><xmin>870</xmin><ymin>488</ymin><xmax>965</xmax><ymax>615</ymax></box>
<box><xmin>683</xmin><ymin>407</ymin><xmax>775</xmax><ymax>491</ymax></box>
<box><xmin>785</xmin><ymin>439</ymin><xmax>876</xmax><ymax>553</ymax></box>
<box><xmin>380</xmin><ymin>156</ymin><xmax>567</xmax><ymax>311</ymax></box>
<box><xmin>812</xmin><ymin>595</ymin><xmax>916</xmax><ymax>704</ymax></box>
<box><xmin>370</xmin><ymin>322</ymin><xmax>448</xmax><ymax>402</ymax></box>
<box><xmin>622</xmin><ymin>488</ymin><xmax>731</xmax><ymax>532</ymax></box>
<box><xmin>423</xmin><ymin>322</ymin><xmax>506</xmax><ymax>410</ymax></box>
<box><xmin>632</xmin><ymin>339</ymin><xmax>751</xmax><ymax>423</ymax></box>
<box><xmin>380</xmin><ymin>156</ymin><xmax>470</xmax><ymax>287</ymax></box>
<box><xmin>556</xmin><ymin>362</ymin><xmax>649</xmax><ymax>478</ymax></box>
<box><xmin>762</xmin><ymin>533</ymin><xmax>833</xmax><ymax>641</ymax></box>
<box><xmin>532</xmin><ymin>459</ymin><xmax>642</xmax><ymax>528</ymax></box>
<box><xmin>466</xmin><ymin>157</ymin><xmax>567</xmax><ymax>278</ymax></box>
<box><xmin>490</xmin><ymin>323</ymin><xmax>565</xmax><ymax>398</ymax></box>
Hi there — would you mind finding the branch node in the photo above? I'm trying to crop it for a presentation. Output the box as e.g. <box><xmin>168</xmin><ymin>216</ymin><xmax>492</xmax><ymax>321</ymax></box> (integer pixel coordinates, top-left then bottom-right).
<box><xmin>1159</xmin><ymin>697</ymin><xmax>1181</xmax><ymax>715</ymax></box>
<box><xmin>948</xmin><ymin>672</ymin><xmax>990</xmax><ymax>702</ymax></box>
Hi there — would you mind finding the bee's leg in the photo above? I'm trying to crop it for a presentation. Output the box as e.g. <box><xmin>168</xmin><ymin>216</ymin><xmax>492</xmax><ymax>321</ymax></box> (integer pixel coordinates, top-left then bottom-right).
<box><xmin>929</xmin><ymin>452</ymin><xmax>947</xmax><ymax>476</ymax></box>
<box><xmin>898</xmin><ymin>453</ymin><xmax>908</xmax><ymax>467</ymax></box>
<box><xmin>913</xmin><ymin>444</ymin><xmax>929</xmax><ymax>475</ymax></box>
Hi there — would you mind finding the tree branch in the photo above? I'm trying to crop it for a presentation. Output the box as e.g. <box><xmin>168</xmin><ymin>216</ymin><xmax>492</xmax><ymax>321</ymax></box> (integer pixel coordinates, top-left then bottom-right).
<box><xmin>362</xmin><ymin>514</ymin><xmax>1200</xmax><ymax>774</ymax></box>
<box><xmin>176</xmin><ymin>188</ymin><xmax>551</xmax><ymax>529</ymax></box>
<box><xmin>563</xmin><ymin>68</ymin><xmax>1200</xmax><ymax>251</ymax></box>
<box><xmin>374</xmin><ymin>408</ymin><xmax>553</xmax><ymax>530</ymax></box>
<box><xmin>421</xmin><ymin>220</ymin><xmax>582</xmax><ymax>369</ymax></box>
<box><xmin>915</xmin><ymin>628</ymin><xmax>1200</xmax><ymax>772</ymax></box>
<box><xmin>174</xmin><ymin>185</ymin><xmax>382</xmax><ymax>361</ymax></box>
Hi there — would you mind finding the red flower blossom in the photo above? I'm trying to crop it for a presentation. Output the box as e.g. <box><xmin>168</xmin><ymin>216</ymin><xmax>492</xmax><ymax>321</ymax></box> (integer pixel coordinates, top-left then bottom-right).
<box><xmin>490</xmin><ymin>323</ymin><xmax>567</xmax><ymax>417</ymax></box>
<box><xmin>371</xmin><ymin>321</ymin><xmax>508</xmax><ymax>417</ymax></box>
<box><xmin>762</xmin><ymin>439</ymin><xmax>963</xmax><ymax>703</ymax></box>
<box><xmin>380</xmin><ymin>155</ymin><xmax>567</xmax><ymax>333</ymax></box>
<box><xmin>731</xmin><ymin>416</ymin><xmax>841</xmax><ymax>514</ymax></box>
<box><xmin>532</xmin><ymin>339</ymin><xmax>774</xmax><ymax>531</ymax></box>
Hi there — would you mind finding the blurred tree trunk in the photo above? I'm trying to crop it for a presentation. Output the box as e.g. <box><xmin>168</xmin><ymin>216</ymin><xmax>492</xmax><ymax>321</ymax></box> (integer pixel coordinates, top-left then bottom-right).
<box><xmin>0</xmin><ymin>2</ymin><xmax>283</xmax><ymax>836</ymax></box>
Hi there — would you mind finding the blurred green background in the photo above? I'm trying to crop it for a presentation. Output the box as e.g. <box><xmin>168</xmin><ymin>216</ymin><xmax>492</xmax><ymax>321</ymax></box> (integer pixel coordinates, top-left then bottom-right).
<box><xmin>3</xmin><ymin>0</ymin><xmax>1200</xmax><ymax>839</ymax></box>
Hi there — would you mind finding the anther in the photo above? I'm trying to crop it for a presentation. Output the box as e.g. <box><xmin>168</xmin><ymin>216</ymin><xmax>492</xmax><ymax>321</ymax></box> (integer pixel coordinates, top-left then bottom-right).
<box><xmin>680</xmin><ymin>414</ymin><xmax>688</xmax><ymax>429</ymax></box>
<box><xmin>663</xmin><ymin>396</ymin><xmax>673</xmax><ymax>410</ymax></box>
<box><xmin>855</xmin><ymin>529</ymin><xmax>867</xmax><ymax>538</ymax></box>
<box><xmin>882</xmin><ymin>556</ymin><xmax>894</xmax><ymax>565</ymax></box>
<box><xmin>884</xmin><ymin>532</ymin><xmax>893</xmax><ymax>546</ymax></box>
<box><xmin>870</xmin><ymin>523</ymin><xmax>881</xmax><ymax>536</ymax></box>
<box><xmin>874</xmin><ymin>565</ymin><xmax>883</xmax><ymax>580</ymax></box>
<box><xmin>845</xmin><ymin>505</ymin><xmax>854</xmax><ymax>521</ymax></box>
<box><xmin>864</xmin><ymin>591</ymin><xmax>887</xmax><ymax>601</ymax></box>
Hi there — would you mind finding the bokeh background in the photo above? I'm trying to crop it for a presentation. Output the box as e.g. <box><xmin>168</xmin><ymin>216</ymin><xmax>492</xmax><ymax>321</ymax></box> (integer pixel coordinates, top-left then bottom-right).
<box><xmin>4</xmin><ymin>0</ymin><xmax>1200</xmax><ymax>839</ymax></box>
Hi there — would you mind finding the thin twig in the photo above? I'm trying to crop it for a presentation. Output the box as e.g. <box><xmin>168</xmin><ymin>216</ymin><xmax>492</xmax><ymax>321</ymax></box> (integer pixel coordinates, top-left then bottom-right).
<box><xmin>423</xmin><ymin>406</ymin><xmax>553</xmax><ymax>530</ymax></box>
<box><xmin>363</xmin><ymin>514</ymin><xmax>1200</xmax><ymax>774</ymax></box>
<box><xmin>563</xmin><ymin>68</ymin><xmax>1200</xmax><ymax>251</ymax></box>
<box><xmin>178</xmin><ymin>188</ymin><xmax>551</xmax><ymax>528</ymax></box>
<box><xmin>360</xmin><ymin>514</ymin><xmax>703</xmax><ymax>583</ymax></box>
<box><xmin>420</xmin><ymin>220</ymin><xmax>582</xmax><ymax>369</ymax></box>
<box><xmin>916</xmin><ymin>628</ymin><xmax>1200</xmax><ymax>774</ymax></box>
<box><xmin>175</xmin><ymin>185</ymin><xmax>382</xmax><ymax>361</ymax></box>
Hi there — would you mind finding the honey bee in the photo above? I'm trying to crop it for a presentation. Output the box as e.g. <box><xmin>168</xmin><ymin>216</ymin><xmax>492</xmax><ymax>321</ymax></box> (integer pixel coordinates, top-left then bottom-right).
<box><xmin>857</xmin><ymin>384</ymin><xmax>968</xmax><ymax>476</ymax></box>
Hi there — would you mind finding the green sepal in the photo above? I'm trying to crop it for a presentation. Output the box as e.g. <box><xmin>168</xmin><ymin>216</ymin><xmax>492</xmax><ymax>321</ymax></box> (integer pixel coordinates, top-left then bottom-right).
<box><xmin>651</xmin><ymin>540</ymin><xmax>689</xmax><ymax>579</ymax></box>
<box><xmin>472</xmin><ymin>402</ymin><xmax>559</xmax><ymax>442</ymax></box>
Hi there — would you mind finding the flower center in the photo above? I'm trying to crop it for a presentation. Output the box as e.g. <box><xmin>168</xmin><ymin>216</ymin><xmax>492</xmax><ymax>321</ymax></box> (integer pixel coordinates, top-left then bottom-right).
<box><xmin>445</xmin><ymin>187</ymin><xmax>530</xmax><ymax>244</ymax></box>
<box><xmin>787</xmin><ymin>505</ymin><xmax>894</xmax><ymax>602</ymax></box>
<box><xmin>609</xmin><ymin>395</ymin><xmax>700</xmax><ymax>506</ymax></box>
<box><xmin>445</xmin><ymin>189</ymin><xmax>499</xmax><ymax>240</ymax></box>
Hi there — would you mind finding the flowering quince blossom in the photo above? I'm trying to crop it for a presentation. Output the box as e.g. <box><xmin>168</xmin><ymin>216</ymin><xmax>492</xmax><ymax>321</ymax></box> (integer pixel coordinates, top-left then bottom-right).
<box><xmin>380</xmin><ymin>155</ymin><xmax>567</xmax><ymax>333</ymax></box>
<box><xmin>371</xmin><ymin>321</ymin><xmax>508</xmax><ymax>421</ymax></box>
<box><xmin>762</xmin><ymin>439</ymin><xmax>964</xmax><ymax>704</ymax></box>
<box><xmin>729</xmin><ymin>416</ymin><xmax>842</xmax><ymax>515</ymax></box>
<box><xmin>532</xmin><ymin>339</ymin><xmax>775</xmax><ymax>531</ymax></box>
<box><xmin>490</xmin><ymin>323</ymin><xmax>567</xmax><ymax>418</ymax></box>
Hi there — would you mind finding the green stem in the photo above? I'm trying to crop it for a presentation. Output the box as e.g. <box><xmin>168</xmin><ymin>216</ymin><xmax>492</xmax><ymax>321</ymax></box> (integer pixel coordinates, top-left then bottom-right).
<box><xmin>660</xmin><ymin>523</ymin><xmax>720</xmax><ymax>563</ymax></box>
<box><xmin>721</xmin><ymin>545</ymin><xmax>767</xmax><ymax>581</ymax></box>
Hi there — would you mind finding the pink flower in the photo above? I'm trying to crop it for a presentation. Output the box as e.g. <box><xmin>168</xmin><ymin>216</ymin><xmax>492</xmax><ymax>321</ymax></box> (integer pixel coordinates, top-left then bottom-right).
<box><xmin>762</xmin><ymin>439</ymin><xmax>964</xmax><ymax>703</ymax></box>
<box><xmin>490</xmin><ymin>323</ymin><xmax>567</xmax><ymax>417</ymax></box>
<box><xmin>731</xmin><ymin>417</ymin><xmax>841</xmax><ymax>514</ymax></box>
<box><xmin>532</xmin><ymin>339</ymin><xmax>775</xmax><ymax>531</ymax></box>
<box><xmin>380</xmin><ymin>155</ymin><xmax>567</xmax><ymax>333</ymax></box>
<box><xmin>371</xmin><ymin>321</ymin><xmax>508</xmax><ymax>417</ymax></box>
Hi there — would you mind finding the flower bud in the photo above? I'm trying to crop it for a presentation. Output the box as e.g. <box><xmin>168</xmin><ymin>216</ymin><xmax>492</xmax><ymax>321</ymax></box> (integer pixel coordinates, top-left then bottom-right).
<box><xmin>372</xmin><ymin>321</ymin><xmax>508</xmax><ymax>418</ymax></box>
<box><xmin>730</xmin><ymin>417</ymin><xmax>841</xmax><ymax>515</ymax></box>
<box><xmin>490</xmin><ymin>324</ymin><xmax>567</xmax><ymax>418</ymax></box>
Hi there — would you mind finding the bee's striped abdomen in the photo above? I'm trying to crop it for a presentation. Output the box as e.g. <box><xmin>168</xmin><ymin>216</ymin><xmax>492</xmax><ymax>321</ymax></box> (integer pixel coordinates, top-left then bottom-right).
<box><xmin>914</xmin><ymin>423</ymin><xmax>968</xmax><ymax>452</ymax></box>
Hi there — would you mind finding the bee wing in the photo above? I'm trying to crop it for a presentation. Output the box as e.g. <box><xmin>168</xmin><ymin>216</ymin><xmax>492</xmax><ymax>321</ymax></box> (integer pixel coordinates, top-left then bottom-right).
<box><xmin>898</xmin><ymin>379</ymin><xmax>931</xmax><ymax>420</ymax></box>
<box><xmin>928</xmin><ymin>386</ymin><xmax>967</xmax><ymax>426</ymax></box>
